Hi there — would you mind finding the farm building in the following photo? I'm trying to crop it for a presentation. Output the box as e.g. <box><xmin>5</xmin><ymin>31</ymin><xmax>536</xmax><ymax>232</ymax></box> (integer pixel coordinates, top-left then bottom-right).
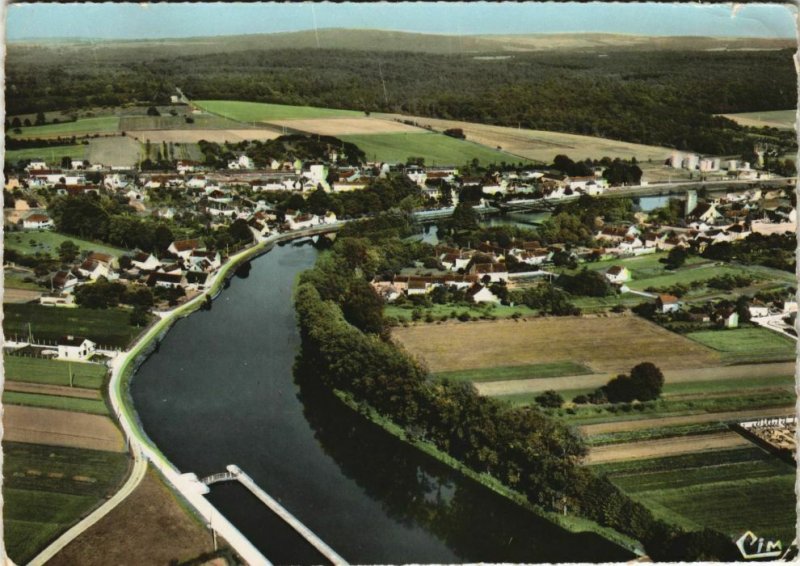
<box><xmin>57</xmin><ymin>335</ymin><xmax>96</xmax><ymax>361</ymax></box>
<box><xmin>22</xmin><ymin>213</ymin><xmax>54</xmax><ymax>230</ymax></box>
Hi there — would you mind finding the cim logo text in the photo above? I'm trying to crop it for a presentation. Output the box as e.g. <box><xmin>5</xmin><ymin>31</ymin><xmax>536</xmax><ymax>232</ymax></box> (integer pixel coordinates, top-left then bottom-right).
<box><xmin>736</xmin><ymin>531</ymin><xmax>796</xmax><ymax>560</ymax></box>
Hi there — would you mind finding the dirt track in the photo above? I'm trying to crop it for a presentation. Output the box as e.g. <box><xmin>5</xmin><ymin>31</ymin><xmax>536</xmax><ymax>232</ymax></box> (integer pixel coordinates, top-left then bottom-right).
<box><xmin>4</xmin><ymin>381</ymin><xmax>102</xmax><ymax>400</ymax></box>
<box><xmin>586</xmin><ymin>431</ymin><xmax>751</xmax><ymax>464</ymax></box>
<box><xmin>477</xmin><ymin>361</ymin><xmax>796</xmax><ymax>396</ymax></box>
<box><xmin>3</xmin><ymin>405</ymin><xmax>125</xmax><ymax>452</ymax></box>
<box><xmin>579</xmin><ymin>405</ymin><xmax>795</xmax><ymax>436</ymax></box>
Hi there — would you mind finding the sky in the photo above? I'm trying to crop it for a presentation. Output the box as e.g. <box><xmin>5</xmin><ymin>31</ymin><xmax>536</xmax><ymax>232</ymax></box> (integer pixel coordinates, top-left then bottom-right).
<box><xmin>6</xmin><ymin>2</ymin><xmax>797</xmax><ymax>41</ymax></box>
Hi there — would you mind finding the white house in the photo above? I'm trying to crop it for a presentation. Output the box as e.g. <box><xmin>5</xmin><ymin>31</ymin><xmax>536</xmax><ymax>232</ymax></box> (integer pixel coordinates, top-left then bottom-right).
<box><xmin>78</xmin><ymin>259</ymin><xmax>118</xmax><ymax>282</ymax></box>
<box><xmin>466</xmin><ymin>283</ymin><xmax>501</xmax><ymax>304</ymax></box>
<box><xmin>605</xmin><ymin>265</ymin><xmax>631</xmax><ymax>283</ymax></box>
<box><xmin>51</xmin><ymin>271</ymin><xmax>79</xmax><ymax>293</ymax></box>
<box><xmin>656</xmin><ymin>294</ymin><xmax>681</xmax><ymax>314</ymax></box>
<box><xmin>168</xmin><ymin>239</ymin><xmax>202</xmax><ymax>259</ymax></box>
<box><xmin>285</xmin><ymin>213</ymin><xmax>320</xmax><ymax>231</ymax></box>
<box><xmin>748</xmin><ymin>302</ymin><xmax>770</xmax><ymax>318</ymax></box>
<box><xmin>25</xmin><ymin>160</ymin><xmax>48</xmax><ymax>171</ymax></box>
<box><xmin>22</xmin><ymin>213</ymin><xmax>54</xmax><ymax>230</ymax></box>
<box><xmin>132</xmin><ymin>252</ymin><xmax>161</xmax><ymax>272</ymax></box>
<box><xmin>57</xmin><ymin>335</ymin><xmax>96</xmax><ymax>361</ymax></box>
<box><xmin>228</xmin><ymin>155</ymin><xmax>254</xmax><ymax>170</ymax></box>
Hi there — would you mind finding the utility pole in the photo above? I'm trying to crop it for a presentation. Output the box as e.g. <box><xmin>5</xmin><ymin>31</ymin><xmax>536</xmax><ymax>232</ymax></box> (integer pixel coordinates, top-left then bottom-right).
<box><xmin>68</xmin><ymin>362</ymin><xmax>74</xmax><ymax>388</ymax></box>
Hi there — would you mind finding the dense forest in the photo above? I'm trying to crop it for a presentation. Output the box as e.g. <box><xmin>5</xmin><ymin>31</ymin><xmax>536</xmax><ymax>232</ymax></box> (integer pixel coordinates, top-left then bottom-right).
<box><xmin>6</xmin><ymin>46</ymin><xmax>795</xmax><ymax>155</ymax></box>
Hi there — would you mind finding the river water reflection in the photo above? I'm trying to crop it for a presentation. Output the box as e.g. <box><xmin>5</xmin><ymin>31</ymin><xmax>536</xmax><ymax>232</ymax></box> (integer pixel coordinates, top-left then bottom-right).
<box><xmin>131</xmin><ymin>244</ymin><xmax>632</xmax><ymax>564</ymax></box>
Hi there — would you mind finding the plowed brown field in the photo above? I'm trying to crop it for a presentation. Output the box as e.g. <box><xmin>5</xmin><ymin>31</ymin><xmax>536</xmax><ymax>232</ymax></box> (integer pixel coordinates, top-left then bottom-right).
<box><xmin>3</xmin><ymin>405</ymin><xmax>124</xmax><ymax>452</ymax></box>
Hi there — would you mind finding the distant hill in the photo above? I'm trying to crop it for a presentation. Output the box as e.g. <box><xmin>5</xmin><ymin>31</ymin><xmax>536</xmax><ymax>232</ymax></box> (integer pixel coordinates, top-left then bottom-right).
<box><xmin>9</xmin><ymin>29</ymin><xmax>794</xmax><ymax>59</ymax></box>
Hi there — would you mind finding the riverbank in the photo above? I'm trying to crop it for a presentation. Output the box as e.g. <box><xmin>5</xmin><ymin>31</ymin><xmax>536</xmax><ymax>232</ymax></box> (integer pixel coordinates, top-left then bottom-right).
<box><xmin>32</xmin><ymin>225</ymin><xmax>343</xmax><ymax>566</ymax></box>
<box><xmin>331</xmin><ymin>389</ymin><xmax>645</xmax><ymax>556</ymax></box>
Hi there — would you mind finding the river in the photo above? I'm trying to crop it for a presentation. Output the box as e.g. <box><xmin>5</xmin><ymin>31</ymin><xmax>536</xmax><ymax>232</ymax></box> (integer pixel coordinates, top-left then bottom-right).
<box><xmin>130</xmin><ymin>244</ymin><xmax>633</xmax><ymax>564</ymax></box>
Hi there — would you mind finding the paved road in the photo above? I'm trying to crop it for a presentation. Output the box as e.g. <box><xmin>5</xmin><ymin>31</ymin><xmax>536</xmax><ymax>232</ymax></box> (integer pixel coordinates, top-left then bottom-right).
<box><xmin>476</xmin><ymin>361</ymin><xmax>796</xmax><ymax>396</ymax></box>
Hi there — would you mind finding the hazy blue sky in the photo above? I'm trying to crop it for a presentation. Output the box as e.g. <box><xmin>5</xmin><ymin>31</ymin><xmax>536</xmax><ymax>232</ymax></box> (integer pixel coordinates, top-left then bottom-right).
<box><xmin>6</xmin><ymin>2</ymin><xmax>797</xmax><ymax>41</ymax></box>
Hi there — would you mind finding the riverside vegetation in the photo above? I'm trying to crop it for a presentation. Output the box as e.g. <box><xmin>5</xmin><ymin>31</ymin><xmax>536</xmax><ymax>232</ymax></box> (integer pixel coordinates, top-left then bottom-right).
<box><xmin>294</xmin><ymin>211</ymin><xmax>740</xmax><ymax>560</ymax></box>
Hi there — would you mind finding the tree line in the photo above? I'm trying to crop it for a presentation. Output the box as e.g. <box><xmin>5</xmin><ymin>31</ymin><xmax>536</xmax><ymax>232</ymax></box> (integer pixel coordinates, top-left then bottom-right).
<box><xmin>294</xmin><ymin>211</ymin><xmax>738</xmax><ymax>560</ymax></box>
<box><xmin>7</xmin><ymin>46</ymin><xmax>796</xmax><ymax>156</ymax></box>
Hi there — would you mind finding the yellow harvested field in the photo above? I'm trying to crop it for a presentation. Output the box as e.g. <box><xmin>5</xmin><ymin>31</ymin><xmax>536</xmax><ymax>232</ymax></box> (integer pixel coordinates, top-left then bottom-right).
<box><xmin>378</xmin><ymin>113</ymin><xmax>674</xmax><ymax>162</ymax></box>
<box><xmin>392</xmin><ymin>316</ymin><xmax>721</xmax><ymax>375</ymax></box>
<box><xmin>267</xmin><ymin>117</ymin><xmax>425</xmax><ymax>136</ymax></box>
<box><xmin>127</xmin><ymin>129</ymin><xmax>281</xmax><ymax>143</ymax></box>
<box><xmin>3</xmin><ymin>405</ymin><xmax>125</xmax><ymax>452</ymax></box>
<box><xmin>586</xmin><ymin>432</ymin><xmax>751</xmax><ymax>464</ymax></box>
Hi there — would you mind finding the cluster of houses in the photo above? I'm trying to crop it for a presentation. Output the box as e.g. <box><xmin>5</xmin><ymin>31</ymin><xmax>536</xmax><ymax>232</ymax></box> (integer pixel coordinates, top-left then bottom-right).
<box><xmin>40</xmin><ymin>239</ymin><xmax>225</xmax><ymax>309</ymax></box>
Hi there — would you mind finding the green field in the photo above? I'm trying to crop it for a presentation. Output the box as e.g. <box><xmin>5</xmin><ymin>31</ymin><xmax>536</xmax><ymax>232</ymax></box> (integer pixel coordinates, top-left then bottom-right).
<box><xmin>5</xmin><ymin>230</ymin><xmax>128</xmax><ymax>258</ymax></box>
<box><xmin>4</xmin><ymin>270</ymin><xmax>42</xmax><ymax>290</ymax></box>
<box><xmin>4</xmin><ymin>304</ymin><xmax>148</xmax><ymax>349</ymax></box>
<box><xmin>685</xmin><ymin>327</ymin><xmax>796</xmax><ymax>364</ymax></box>
<box><xmin>8</xmin><ymin>116</ymin><xmax>120</xmax><ymax>138</ymax></box>
<box><xmin>3</xmin><ymin>391</ymin><xmax>109</xmax><ymax>415</ymax></box>
<box><xmin>195</xmin><ymin>100</ymin><xmax>361</xmax><ymax>122</ymax></box>
<box><xmin>597</xmin><ymin>448</ymin><xmax>796</xmax><ymax>542</ymax></box>
<box><xmin>5</xmin><ymin>355</ymin><xmax>107</xmax><ymax>389</ymax></box>
<box><xmin>118</xmin><ymin>113</ymin><xmax>245</xmax><ymax>131</ymax></box>
<box><xmin>3</xmin><ymin>442</ymin><xmax>129</xmax><ymax>564</ymax></box>
<box><xmin>385</xmin><ymin>302</ymin><xmax>537</xmax><ymax>322</ymax></box>
<box><xmin>340</xmin><ymin>132</ymin><xmax>532</xmax><ymax>166</ymax></box>
<box><xmin>434</xmin><ymin>361</ymin><xmax>593</xmax><ymax>383</ymax></box>
<box><xmin>4</xmin><ymin>145</ymin><xmax>87</xmax><ymax>164</ymax></box>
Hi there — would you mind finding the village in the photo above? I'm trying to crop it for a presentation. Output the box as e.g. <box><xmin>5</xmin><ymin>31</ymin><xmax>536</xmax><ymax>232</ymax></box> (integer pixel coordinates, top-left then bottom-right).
<box><xmin>4</xmin><ymin>143</ymin><xmax>797</xmax><ymax>364</ymax></box>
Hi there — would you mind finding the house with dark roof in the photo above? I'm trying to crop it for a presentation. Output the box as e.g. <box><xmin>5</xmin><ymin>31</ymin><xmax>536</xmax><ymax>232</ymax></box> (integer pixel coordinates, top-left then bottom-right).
<box><xmin>168</xmin><ymin>239</ymin><xmax>202</xmax><ymax>259</ymax></box>
<box><xmin>605</xmin><ymin>265</ymin><xmax>631</xmax><ymax>283</ymax></box>
<box><xmin>57</xmin><ymin>335</ymin><xmax>96</xmax><ymax>361</ymax></box>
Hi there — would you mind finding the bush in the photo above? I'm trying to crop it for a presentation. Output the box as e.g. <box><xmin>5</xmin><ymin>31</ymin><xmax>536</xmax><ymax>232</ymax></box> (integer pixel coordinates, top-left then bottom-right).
<box><xmin>535</xmin><ymin>390</ymin><xmax>564</xmax><ymax>408</ymax></box>
<box><xmin>457</xmin><ymin>312</ymin><xmax>471</xmax><ymax>322</ymax></box>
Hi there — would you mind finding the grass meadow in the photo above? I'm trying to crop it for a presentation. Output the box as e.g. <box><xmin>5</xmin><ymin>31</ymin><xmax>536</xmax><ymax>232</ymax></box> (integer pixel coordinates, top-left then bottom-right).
<box><xmin>195</xmin><ymin>100</ymin><xmax>361</xmax><ymax>122</ymax></box>
<box><xmin>5</xmin><ymin>230</ymin><xmax>128</xmax><ymax>258</ymax></box>
<box><xmin>340</xmin><ymin>132</ymin><xmax>532</xmax><ymax>166</ymax></box>
<box><xmin>3</xmin><ymin>304</ymin><xmax>148</xmax><ymax>349</ymax></box>
<box><xmin>685</xmin><ymin>327</ymin><xmax>796</xmax><ymax>364</ymax></box>
<box><xmin>4</xmin><ymin>145</ymin><xmax>87</xmax><ymax>164</ymax></box>
<box><xmin>4</xmin><ymin>355</ymin><xmax>107</xmax><ymax>389</ymax></box>
<box><xmin>3</xmin><ymin>442</ymin><xmax>129</xmax><ymax>564</ymax></box>
<box><xmin>3</xmin><ymin>391</ymin><xmax>109</xmax><ymax>415</ymax></box>
<box><xmin>595</xmin><ymin>448</ymin><xmax>796</xmax><ymax>542</ymax></box>
<box><xmin>8</xmin><ymin>117</ymin><xmax>120</xmax><ymax>138</ymax></box>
